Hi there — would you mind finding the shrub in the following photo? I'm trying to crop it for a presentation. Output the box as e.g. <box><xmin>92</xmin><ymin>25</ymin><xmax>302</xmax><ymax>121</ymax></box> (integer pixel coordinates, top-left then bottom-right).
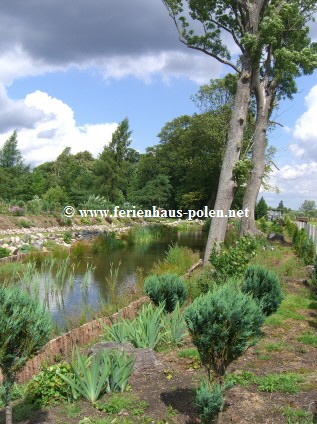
<box><xmin>242</xmin><ymin>266</ymin><xmax>283</xmax><ymax>316</ymax></box>
<box><xmin>91</xmin><ymin>233</ymin><xmax>125</xmax><ymax>253</ymax></box>
<box><xmin>63</xmin><ymin>231</ymin><xmax>72</xmax><ymax>244</ymax></box>
<box><xmin>144</xmin><ymin>273</ymin><xmax>187</xmax><ymax>312</ymax></box>
<box><xmin>0</xmin><ymin>286</ymin><xmax>51</xmax><ymax>421</ymax></box>
<box><xmin>26</xmin><ymin>362</ymin><xmax>74</xmax><ymax>405</ymax></box>
<box><xmin>209</xmin><ymin>236</ymin><xmax>259</xmax><ymax>283</ymax></box>
<box><xmin>185</xmin><ymin>284</ymin><xmax>264</xmax><ymax>384</ymax></box>
<box><xmin>0</xmin><ymin>247</ymin><xmax>10</xmax><ymax>258</ymax></box>
<box><xmin>17</xmin><ymin>219</ymin><xmax>32</xmax><ymax>228</ymax></box>
<box><xmin>195</xmin><ymin>382</ymin><xmax>224</xmax><ymax>424</ymax></box>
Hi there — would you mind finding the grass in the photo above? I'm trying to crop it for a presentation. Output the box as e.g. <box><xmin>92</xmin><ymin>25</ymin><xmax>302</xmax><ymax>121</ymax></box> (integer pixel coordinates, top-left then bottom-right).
<box><xmin>96</xmin><ymin>393</ymin><xmax>149</xmax><ymax>416</ymax></box>
<box><xmin>226</xmin><ymin>371</ymin><xmax>307</xmax><ymax>394</ymax></box>
<box><xmin>177</xmin><ymin>348</ymin><xmax>199</xmax><ymax>359</ymax></box>
<box><xmin>150</xmin><ymin>244</ymin><xmax>200</xmax><ymax>276</ymax></box>
<box><xmin>281</xmin><ymin>406</ymin><xmax>314</xmax><ymax>424</ymax></box>
<box><xmin>256</xmin><ymin>372</ymin><xmax>305</xmax><ymax>394</ymax></box>
<box><xmin>297</xmin><ymin>332</ymin><xmax>317</xmax><ymax>348</ymax></box>
<box><xmin>91</xmin><ymin>232</ymin><xmax>125</xmax><ymax>253</ymax></box>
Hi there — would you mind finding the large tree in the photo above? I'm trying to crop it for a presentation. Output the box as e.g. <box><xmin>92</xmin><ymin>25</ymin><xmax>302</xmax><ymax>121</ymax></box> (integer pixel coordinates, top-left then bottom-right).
<box><xmin>162</xmin><ymin>0</ymin><xmax>317</xmax><ymax>264</ymax></box>
<box><xmin>240</xmin><ymin>2</ymin><xmax>317</xmax><ymax>235</ymax></box>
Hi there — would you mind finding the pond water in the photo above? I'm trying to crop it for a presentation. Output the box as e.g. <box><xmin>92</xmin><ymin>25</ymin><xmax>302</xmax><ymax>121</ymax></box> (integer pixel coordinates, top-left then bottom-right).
<box><xmin>36</xmin><ymin>228</ymin><xmax>207</xmax><ymax>326</ymax></box>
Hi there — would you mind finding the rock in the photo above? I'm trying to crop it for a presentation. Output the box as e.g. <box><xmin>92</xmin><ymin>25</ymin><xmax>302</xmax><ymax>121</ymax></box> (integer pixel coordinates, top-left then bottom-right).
<box><xmin>267</xmin><ymin>233</ymin><xmax>285</xmax><ymax>243</ymax></box>
<box><xmin>2</xmin><ymin>243</ymin><xmax>9</xmax><ymax>248</ymax></box>
<box><xmin>89</xmin><ymin>342</ymin><xmax>164</xmax><ymax>372</ymax></box>
<box><xmin>305</xmin><ymin>265</ymin><xmax>315</xmax><ymax>275</ymax></box>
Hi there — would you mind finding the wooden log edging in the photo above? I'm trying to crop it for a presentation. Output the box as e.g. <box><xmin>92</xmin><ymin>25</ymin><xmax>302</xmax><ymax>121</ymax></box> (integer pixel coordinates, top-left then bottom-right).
<box><xmin>0</xmin><ymin>296</ymin><xmax>149</xmax><ymax>384</ymax></box>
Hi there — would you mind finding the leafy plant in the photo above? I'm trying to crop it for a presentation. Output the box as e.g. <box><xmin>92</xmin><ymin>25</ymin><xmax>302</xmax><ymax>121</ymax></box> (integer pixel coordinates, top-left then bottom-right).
<box><xmin>26</xmin><ymin>362</ymin><xmax>74</xmax><ymax>405</ymax></box>
<box><xmin>126</xmin><ymin>303</ymin><xmax>165</xmax><ymax>349</ymax></box>
<box><xmin>209</xmin><ymin>236</ymin><xmax>259</xmax><ymax>282</ymax></box>
<box><xmin>17</xmin><ymin>219</ymin><xmax>32</xmax><ymax>228</ymax></box>
<box><xmin>102</xmin><ymin>303</ymin><xmax>165</xmax><ymax>350</ymax></box>
<box><xmin>256</xmin><ymin>372</ymin><xmax>305</xmax><ymax>394</ymax></box>
<box><xmin>63</xmin><ymin>231</ymin><xmax>72</xmax><ymax>244</ymax></box>
<box><xmin>0</xmin><ymin>247</ymin><xmax>10</xmax><ymax>258</ymax></box>
<box><xmin>160</xmin><ymin>302</ymin><xmax>188</xmax><ymax>346</ymax></box>
<box><xmin>144</xmin><ymin>273</ymin><xmax>187</xmax><ymax>312</ymax></box>
<box><xmin>58</xmin><ymin>349</ymin><xmax>134</xmax><ymax>405</ymax></box>
<box><xmin>242</xmin><ymin>265</ymin><xmax>283</xmax><ymax>316</ymax></box>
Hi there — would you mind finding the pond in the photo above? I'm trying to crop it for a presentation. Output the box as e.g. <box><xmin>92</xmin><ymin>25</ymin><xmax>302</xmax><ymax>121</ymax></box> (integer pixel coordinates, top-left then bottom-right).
<box><xmin>21</xmin><ymin>227</ymin><xmax>207</xmax><ymax>327</ymax></box>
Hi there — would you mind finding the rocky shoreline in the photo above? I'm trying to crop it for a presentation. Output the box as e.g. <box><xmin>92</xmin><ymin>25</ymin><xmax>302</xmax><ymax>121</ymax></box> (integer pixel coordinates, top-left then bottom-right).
<box><xmin>0</xmin><ymin>224</ymin><xmax>133</xmax><ymax>257</ymax></box>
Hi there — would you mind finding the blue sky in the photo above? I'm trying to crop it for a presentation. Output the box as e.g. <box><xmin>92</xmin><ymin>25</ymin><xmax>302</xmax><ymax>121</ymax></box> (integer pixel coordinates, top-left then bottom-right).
<box><xmin>0</xmin><ymin>0</ymin><xmax>317</xmax><ymax>210</ymax></box>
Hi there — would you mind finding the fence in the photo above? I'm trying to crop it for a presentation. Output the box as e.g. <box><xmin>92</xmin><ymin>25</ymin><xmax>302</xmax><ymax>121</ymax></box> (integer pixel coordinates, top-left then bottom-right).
<box><xmin>0</xmin><ymin>296</ymin><xmax>149</xmax><ymax>384</ymax></box>
<box><xmin>296</xmin><ymin>221</ymin><xmax>317</xmax><ymax>253</ymax></box>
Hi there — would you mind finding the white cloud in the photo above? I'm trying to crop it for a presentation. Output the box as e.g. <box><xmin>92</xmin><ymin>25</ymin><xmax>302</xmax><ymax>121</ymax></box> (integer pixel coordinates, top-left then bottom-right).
<box><xmin>290</xmin><ymin>84</ymin><xmax>317</xmax><ymax>160</ymax></box>
<box><xmin>96</xmin><ymin>51</ymin><xmax>223</xmax><ymax>85</ymax></box>
<box><xmin>260</xmin><ymin>162</ymin><xmax>317</xmax><ymax>209</ymax></box>
<box><xmin>0</xmin><ymin>91</ymin><xmax>118</xmax><ymax>166</ymax></box>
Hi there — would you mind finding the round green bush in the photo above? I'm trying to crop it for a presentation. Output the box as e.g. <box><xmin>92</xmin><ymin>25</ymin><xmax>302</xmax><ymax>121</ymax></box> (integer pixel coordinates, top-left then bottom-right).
<box><xmin>144</xmin><ymin>273</ymin><xmax>188</xmax><ymax>312</ymax></box>
<box><xmin>242</xmin><ymin>265</ymin><xmax>283</xmax><ymax>316</ymax></box>
<box><xmin>185</xmin><ymin>283</ymin><xmax>264</xmax><ymax>383</ymax></box>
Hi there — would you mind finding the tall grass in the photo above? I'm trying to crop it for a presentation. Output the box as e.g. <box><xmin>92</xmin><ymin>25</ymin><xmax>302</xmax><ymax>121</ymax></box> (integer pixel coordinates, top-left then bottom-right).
<box><xmin>150</xmin><ymin>243</ymin><xmax>200</xmax><ymax>276</ymax></box>
<box><xmin>125</xmin><ymin>224</ymin><xmax>175</xmax><ymax>245</ymax></box>
<box><xmin>91</xmin><ymin>232</ymin><xmax>125</xmax><ymax>253</ymax></box>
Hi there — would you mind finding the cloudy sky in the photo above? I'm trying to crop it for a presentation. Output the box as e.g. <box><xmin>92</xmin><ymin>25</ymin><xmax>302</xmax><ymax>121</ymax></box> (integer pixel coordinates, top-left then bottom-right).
<box><xmin>0</xmin><ymin>0</ymin><xmax>316</xmax><ymax>209</ymax></box>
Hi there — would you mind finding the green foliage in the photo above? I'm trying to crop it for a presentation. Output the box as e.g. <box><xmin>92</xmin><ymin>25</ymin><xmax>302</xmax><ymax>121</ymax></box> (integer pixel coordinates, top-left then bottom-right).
<box><xmin>300</xmin><ymin>200</ymin><xmax>316</xmax><ymax>211</ymax></box>
<box><xmin>0</xmin><ymin>383</ymin><xmax>24</xmax><ymax>408</ymax></box>
<box><xmin>195</xmin><ymin>381</ymin><xmax>224</xmax><ymax>424</ymax></box>
<box><xmin>188</xmin><ymin>266</ymin><xmax>216</xmax><ymax>297</ymax></box>
<box><xmin>242</xmin><ymin>266</ymin><xmax>283</xmax><ymax>316</ymax></box>
<box><xmin>102</xmin><ymin>302</ymin><xmax>188</xmax><ymax>349</ymax></box>
<box><xmin>292</xmin><ymin>227</ymin><xmax>315</xmax><ymax>265</ymax></box>
<box><xmin>160</xmin><ymin>302</ymin><xmax>188</xmax><ymax>346</ymax></box>
<box><xmin>17</xmin><ymin>219</ymin><xmax>32</xmax><ymax>228</ymax></box>
<box><xmin>255</xmin><ymin>197</ymin><xmax>268</xmax><ymax>220</ymax></box>
<box><xmin>258</xmin><ymin>216</ymin><xmax>268</xmax><ymax>233</ymax></box>
<box><xmin>96</xmin><ymin>393</ymin><xmax>149</xmax><ymax>415</ymax></box>
<box><xmin>0</xmin><ymin>247</ymin><xmax>10</xmax><ymax>258</ymax></box>
<box><xmin>297</xmin><ymin>332</ymin><xmax>317</xmax><ymax>348</ymax></box>
<box><xmin>0</xmin><ymin>285</ymin><xmax>52</xmax><ymax>409</ymax></box>
<box><xmin>185</xmin><ymin>284</ymin><xmax>264</xmax><ymax>383</ymax></box>
<box><xmin>256</xmin><ymin>372</ymin><xmax>305</xmax><ymax>394</ymax></box>
<box><xmin>63</xmin><ymin>231</ymin><xmax>72</xmax><ymax>244</ymax></box>
<box><xmin>226</xmin><ymin>370</ymin><xmax>256</xmax><ymax>387</ymax></box>
<box><xmin>26</xmin><ymin>362</ymin><xmax>74</xmax><ymax>405</ymax></box>
<box><xmin>150</xmin><ymin>244</ymin><xmax>199</xmax><ymax>276</ymax></box>
<box><xmin>91</xmin><ymin>232</ymin><xmax>125</xmax><ymax>253</ymax></box>
<box><xmin>144</xmin><ymin>273</ymin><xmax>188</xmax><ymax>312</ymax></box>
<box><xmin>58</xmin><ymin>349</ymin><xmax>134</xmax><ymax>404</ymax></box>
<box><xmin>209</xmin><ymin>236</ymin><xmax>259</xmax><ymax>282</ymax></box>
<box><xmin>312</xmin><ymin>255</ymin><xmax>317</xmax><ymax>287</ymax></box>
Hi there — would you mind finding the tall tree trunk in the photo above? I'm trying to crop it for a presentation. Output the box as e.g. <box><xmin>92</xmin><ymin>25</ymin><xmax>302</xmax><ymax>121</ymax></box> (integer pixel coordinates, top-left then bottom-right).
<box><xmin>5</xmin><ymin>404</ymin><xmax>12</xmax><ymax>424</ymax></box>
<box><xmin>203</xmin><ymin>59</ymin><xmax>252</xmax><ymax>265</ymax></box>
<box><xmin>240</xmin><ymin>75</ymin><xmax>273</xmax><ymax>236</ymax></box>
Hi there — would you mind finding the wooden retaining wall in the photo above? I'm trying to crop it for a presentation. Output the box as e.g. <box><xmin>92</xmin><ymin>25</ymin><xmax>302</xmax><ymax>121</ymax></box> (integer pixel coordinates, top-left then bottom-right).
<box><xmin>0</xmin><ymin>296</ymin><xmax>149</xmax><ymax>384</ymax></box>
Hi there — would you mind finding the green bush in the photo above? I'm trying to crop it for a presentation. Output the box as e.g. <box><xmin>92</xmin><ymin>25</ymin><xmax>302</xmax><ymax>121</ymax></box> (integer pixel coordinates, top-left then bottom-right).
<box><xmin>242</xmin><ymin>266</ymin><xmax>283</xmax><ymax>316</ymax></box>
<box><xmin>0</xmin><ymin>247</ymin><xmax>10</xmax><ymax>258</ymax></box>
<box><xmin>195</xmin><ymin>382</ymin><xmax>224</xmax><ymax>424</ymax></box>
<box><xmin>0</xmin><ymin>286</ymin><xmax>51</xmax><ymax>417</ymax></box>
<box><xmin>26</xmin><ymin>362</ymin><xmax>74</xmax><ymax>405</ymax></box>
<box><xmin>209</xmin><ymin>236</ymin><xmax>259</xmax><ymax>283</ymax></box>
<box><xmin>185</xmin><ymin>284</ymin><xmax>264</xmax><ymax>384</ymax></box>
<box><xmin>63</xmin><ymin>231</ymin><xmax>72</xmax><ymax>244</ymax></box>
<box><xmin>17</xmin><ymin>219</ymin><xmax>32</xmax><ymax>228</ymax></box>
<box><xmin>144</xmin><ymin>273</ymin><xmax>187</xmax><ymax>312</ymax></box>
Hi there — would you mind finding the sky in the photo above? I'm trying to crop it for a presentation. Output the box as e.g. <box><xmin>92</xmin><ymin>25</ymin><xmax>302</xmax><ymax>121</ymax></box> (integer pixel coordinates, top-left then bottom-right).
<box><xmin>0</xmin><ymin>0</ymin><xmax>316</xmax><ymax>210</ymax></box>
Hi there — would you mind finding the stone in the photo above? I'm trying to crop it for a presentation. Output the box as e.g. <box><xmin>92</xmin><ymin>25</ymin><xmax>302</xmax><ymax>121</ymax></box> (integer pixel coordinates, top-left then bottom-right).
<box><xmin>267</xmin><ymin>233</ymin><xmax>285</xmax><ymax>243</ymax></box>
<box><xmin>89</xmin><ymin>342</ymin><xmax>164</xmax><ymax>372</ymax></box>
